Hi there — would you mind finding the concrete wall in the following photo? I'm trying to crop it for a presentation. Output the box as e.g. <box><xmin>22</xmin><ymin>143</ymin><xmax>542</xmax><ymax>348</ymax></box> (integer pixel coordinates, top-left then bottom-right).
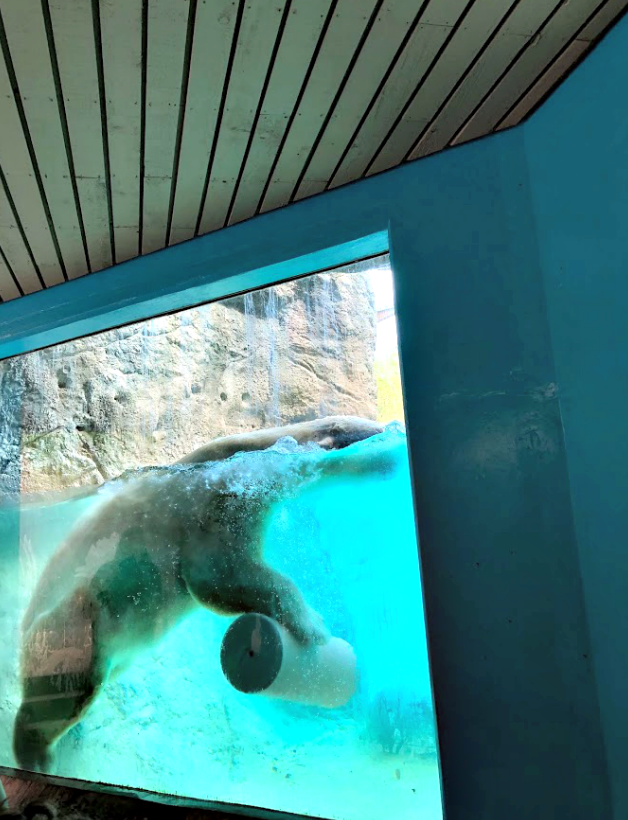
<box><xmin>0</xmin><ymin>71</ymin><xmax>614</xmax><ymax>818</ymax></box>
<box><xmin>526</xmin><ymin>13</ymin><xmax>628</xmax><ymax>818</ymax></box>
<box><xmin>389</xmin><ymin>135</ymin><xmax>606</xmax><ymax>819</ymax></box>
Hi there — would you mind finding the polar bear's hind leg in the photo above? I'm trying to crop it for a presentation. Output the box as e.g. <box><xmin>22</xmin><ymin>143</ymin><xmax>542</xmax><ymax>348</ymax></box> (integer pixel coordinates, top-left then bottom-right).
<box><xmin>13</xmin><ymin>587</ymin><xmax>109</xmax><ymax>771</ymax></box>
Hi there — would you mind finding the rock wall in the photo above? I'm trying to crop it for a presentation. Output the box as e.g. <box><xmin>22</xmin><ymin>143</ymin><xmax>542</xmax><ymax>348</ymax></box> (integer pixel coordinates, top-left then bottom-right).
<box><xmin>0</xmin><ymin>361</ymin><xmax>23</xmax><ymax>498</ymax></box>
<box><xmin>2</xmin><ymin>271</ymin><xmax>377</xmax><ymax>494</ymax></box>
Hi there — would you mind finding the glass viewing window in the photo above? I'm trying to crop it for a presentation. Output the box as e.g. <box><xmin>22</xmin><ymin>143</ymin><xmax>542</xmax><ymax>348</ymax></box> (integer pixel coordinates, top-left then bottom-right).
<box><xmin>0</xmin><ymin>254</ymin><xmax>442</xmax><ymax>820</ymax></box>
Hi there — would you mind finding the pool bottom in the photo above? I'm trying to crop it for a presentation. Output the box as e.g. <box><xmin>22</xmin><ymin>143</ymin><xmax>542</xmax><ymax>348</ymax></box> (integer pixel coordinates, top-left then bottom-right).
<box><xmin>1</xmin><ymin>752</ymin><xmax>441</xmax><ymax>820</ymax></box>
<box><xmin>1</xmin><ymin>608</ymin><xmax>441</xmax><ymax>820</ymax></box>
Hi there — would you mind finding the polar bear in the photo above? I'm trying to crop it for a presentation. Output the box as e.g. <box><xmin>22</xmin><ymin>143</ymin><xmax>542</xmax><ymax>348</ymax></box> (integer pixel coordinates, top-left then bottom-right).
<box><xmin>13</xmin><ymin>416</ymin><xmax>401</xmax><ymax>771</ymax></box>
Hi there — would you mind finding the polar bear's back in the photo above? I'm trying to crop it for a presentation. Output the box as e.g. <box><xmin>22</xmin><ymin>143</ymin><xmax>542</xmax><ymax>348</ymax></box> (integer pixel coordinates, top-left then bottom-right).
<box><xmin>21</xmin><ymin>476</ymin><xmax>185</xmax><ymax>640</ymax></box>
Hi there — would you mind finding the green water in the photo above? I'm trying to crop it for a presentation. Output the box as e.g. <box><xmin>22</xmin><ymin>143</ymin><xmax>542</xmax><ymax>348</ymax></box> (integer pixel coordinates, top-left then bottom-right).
<box><xmin>0</xmin><ymin>428</ymin><xmax>442</xmax><ymax>820</ymax></box>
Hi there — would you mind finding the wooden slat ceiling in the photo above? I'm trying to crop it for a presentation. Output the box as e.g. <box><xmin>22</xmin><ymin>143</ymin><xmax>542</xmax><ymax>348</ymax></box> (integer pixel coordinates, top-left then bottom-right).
<box><xmin>0</xmin><ymin>0</ymin><xmax>625</xmax><ymax>303</ymax></box>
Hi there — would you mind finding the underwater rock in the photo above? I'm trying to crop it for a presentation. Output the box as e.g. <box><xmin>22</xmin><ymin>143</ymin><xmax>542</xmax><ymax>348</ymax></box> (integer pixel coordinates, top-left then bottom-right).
<box><xmin>3</xmin><ymin>272</ymin><xmax>377</xmax><ymax>494</ymax></box>
<box><xmin>366</xmin><ymin>691</ymin><xmax>437</xmax><ymax>757</ymax></box>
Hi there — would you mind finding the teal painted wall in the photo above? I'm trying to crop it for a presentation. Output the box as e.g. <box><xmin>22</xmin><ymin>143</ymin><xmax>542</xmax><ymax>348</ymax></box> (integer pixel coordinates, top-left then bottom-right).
<box><xmin>0</xmin><ymin>69</ymin><xmax>614</xmax><ymax>817</ymax></box>
<box><xmin>389</xmin><ymin>136</ymin><xmax>606</xmax><ymax>818</ymax></box>
<box><xmin>526</xmin><ymin>13</ymin><xmax>628</xmax><ymax>818</ymax></box>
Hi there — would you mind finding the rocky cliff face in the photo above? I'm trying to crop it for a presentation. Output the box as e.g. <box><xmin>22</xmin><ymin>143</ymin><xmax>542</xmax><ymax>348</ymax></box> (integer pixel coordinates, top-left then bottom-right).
<box><xmin>3</xmin><ymin>271</ymin><xmax>377</xmax><ymax>495</ymax></box>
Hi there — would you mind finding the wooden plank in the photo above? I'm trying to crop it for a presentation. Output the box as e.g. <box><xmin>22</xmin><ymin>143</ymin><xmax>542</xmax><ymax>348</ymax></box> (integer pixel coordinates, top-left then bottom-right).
<box><xmin>259</xmin><ymin>0</ymin><xmax>382</xmax><ymax>215</ymax></box>
<box><xmin>497</xmin><ymin>39</ymin><xmax>590</xmax><ymax>128</ymax></box>
<box><xmin>169</xmin><ymin>0</ymin><xmax>238</xmax><ymax>246</ymax></box>
<box><xmin>579</xmin><ymin>0</ymin><xmax>628</xmax><ymax>41</ymax></box>
<box><xmin>227</xmin><ymin>0</ymin><xmax>334</xmax><ymax>226</ymax></box>
<box><xmin>1</xmin><ymin>0</ymin><xmax>87</xmax><ymax>280</ymax></box>
<box><xmin>48</xmin><ymin>0</ymin><xmax>112</xmax><ymax>273</ymax></box>
<box><xmin>368</xmin><ymin>0</ymin><xmax>519</xmax><ymax>176</ymax></box>
<box><xmin>409</xmin><ymin>0</ymin><xmax>562</xmax><ymax>159</ymax></box>
<box><xmin>142</xmin><ymin>0</ymin><xmax>190</xmax><ymax>254</ymax></box>
<box><xmin>100</xmin><ymin>0</ymin><xmax>143</xmax><ymax>263</ymax></box>
<box><xmin>453</xmin><ymin>0</ymin><xmax>601</xmax><ymax>145</ymax></box>
<box><xmin>0</xmin><ymin>185</ymin><xmax>41</xmax><ymax>295</ymax></box>
<box><xmin>0</xmin><ymin>62</ymin><xmax>63</xmax><ymax>288</ymax></box>
<box><xmin>197</xmin><ymin>0</ymin><xmax>289</xmax><ymax>235</ymax></box>
<box><xmin>0</xmin><ymin>250</ymin><xmax>23</xmax><ymax>301</ymax></box>
<box><xmin>292</xmin><ymin>0</ymin><xmax>420</xmax><ymax>202</ymax></box>
<box><xmin>328</xmin><ymin>0</ymin><xmax>470</xmax><ymax>191</ymax></box>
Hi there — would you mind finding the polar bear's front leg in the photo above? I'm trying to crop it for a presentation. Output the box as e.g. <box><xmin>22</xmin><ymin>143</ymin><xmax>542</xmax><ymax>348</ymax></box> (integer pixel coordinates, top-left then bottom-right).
<box><xmin>183</xmin><ymin>549</ymin><xmax>329</xmax><ymax>646</ymax></box>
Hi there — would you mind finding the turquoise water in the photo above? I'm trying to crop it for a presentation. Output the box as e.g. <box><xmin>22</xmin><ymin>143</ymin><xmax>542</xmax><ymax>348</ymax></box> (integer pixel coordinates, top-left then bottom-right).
<box><xmin>0</xmin><ymin>428</ymin><xmax>442</xmax><ymax>820</ymax></box>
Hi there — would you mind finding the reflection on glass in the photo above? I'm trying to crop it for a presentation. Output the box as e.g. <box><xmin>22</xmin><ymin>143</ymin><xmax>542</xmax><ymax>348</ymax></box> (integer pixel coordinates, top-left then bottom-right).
<box><xmin>0</xmin><ymin>256</ymin><xmax>442</xmax><ymax>820</ymax></box>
